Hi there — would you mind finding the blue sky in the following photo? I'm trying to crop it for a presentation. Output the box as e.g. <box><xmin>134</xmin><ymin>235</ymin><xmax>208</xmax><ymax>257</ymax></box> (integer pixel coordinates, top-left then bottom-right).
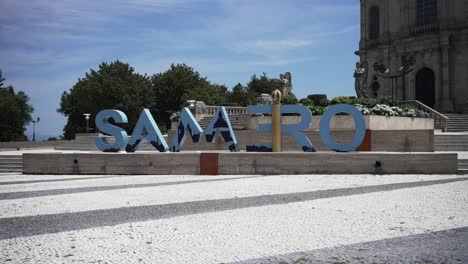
<box><xmin>0</xmin><ymin>0</ymin><xmax>360</xmax><ymax>140</ymax></box>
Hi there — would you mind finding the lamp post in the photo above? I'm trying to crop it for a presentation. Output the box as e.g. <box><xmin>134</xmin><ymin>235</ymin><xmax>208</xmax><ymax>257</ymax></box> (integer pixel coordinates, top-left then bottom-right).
<box><xmin>373</xmin><ymin>56</ymin><xmax>415</xmax><ymax>104</ymax></box>
<box><xmin>32</xmin><ymin>117</ymin><xmax>40</xmax><ymax>141</ymax></box>
<box><xmin>271</xmin><ymin>89</ymin><xmax>282</xmax><ymax>152</ymax></box>
<box><xmin>83</xmin><ymin>113</ymin><xmax>91</xmax><ymax>133</ymax></box>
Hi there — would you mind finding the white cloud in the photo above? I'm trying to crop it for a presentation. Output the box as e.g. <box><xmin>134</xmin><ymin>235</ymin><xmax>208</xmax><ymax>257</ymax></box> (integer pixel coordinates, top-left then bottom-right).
<box><xmin>234</xmin><ymin>39</ymin><xmax>316</xmax><ymax>53</ymax></box>
<box><xmin>1</xmin><ymin>0</ymin><xmax>360</xmax><ymax>137</ymax></box>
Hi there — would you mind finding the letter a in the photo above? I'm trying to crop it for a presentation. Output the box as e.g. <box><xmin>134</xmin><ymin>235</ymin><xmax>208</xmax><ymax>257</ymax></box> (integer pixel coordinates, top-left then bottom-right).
<box><xmin>205</xmin><ymin>107</ymin><xmax>240</xmax><ymax>152</ymax></box>
<box><xmin>126</xmin><ymin>109</ymin><xmax>169</xmax><ymax>152</ymax></box>
<box><xmin>171</xmin><ymin>107</ymin><xmax>203</xmax><ymax>152</ymax></box>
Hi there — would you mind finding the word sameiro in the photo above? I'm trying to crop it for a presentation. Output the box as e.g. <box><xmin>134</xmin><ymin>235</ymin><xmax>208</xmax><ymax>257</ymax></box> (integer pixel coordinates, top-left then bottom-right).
<box><xmin>95</xmin><ymin>104</ymin><xmax>366</xmax><ymax>153</ymax></box>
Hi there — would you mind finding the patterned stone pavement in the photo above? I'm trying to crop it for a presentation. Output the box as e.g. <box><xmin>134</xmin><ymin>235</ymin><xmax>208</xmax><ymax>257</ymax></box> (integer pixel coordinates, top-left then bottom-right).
<box><xmin>0</xmin><ymin>173</ymin><xmax>467</xmax><ymax>263</ymax></box>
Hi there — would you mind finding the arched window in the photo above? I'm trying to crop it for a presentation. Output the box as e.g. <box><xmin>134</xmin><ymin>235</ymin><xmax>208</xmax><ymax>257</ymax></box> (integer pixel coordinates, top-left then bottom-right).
<box><xmin>369</xmin><ymin>6</ymin><xmax>380</xmax><ymax>40</ymax></box>
<box><xmin>416</xmin><ymin>0</ymin><xmax>438</xmax><ymax>26</ymax></box>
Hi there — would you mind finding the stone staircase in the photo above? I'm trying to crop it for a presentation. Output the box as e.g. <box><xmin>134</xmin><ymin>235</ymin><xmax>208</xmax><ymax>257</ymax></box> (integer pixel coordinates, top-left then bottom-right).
<box><xmin>434</xmin><ymin>133</ymin><xmax>468</xmax><ymax>151</ymax></box>
<box><xmin>459</xmin><ymin>159</ymin><xmax>468</xmax><ymax>175</ymax></box>
<box><xmin>0</xmin><ymin>155</ymin><xmax>22</xmax><ymax>173</ymax></box>
<box><xmin>445</xmin><ymin>114</ymin><xmax>468</xmax><ymax>132</ymax></box>
<box><xmin>198</xmin><ymin>114</ymin><xmax>248</xmax><ymax>130</ymax></box>
<box><xmin>55</xmin><ymin>133</ymin><xmax>169</xmax><ymax>151</ymax></box>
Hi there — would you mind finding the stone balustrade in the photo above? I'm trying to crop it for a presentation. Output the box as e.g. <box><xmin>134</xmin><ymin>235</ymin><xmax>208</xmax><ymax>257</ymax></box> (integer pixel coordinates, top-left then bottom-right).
<box><xmin>410</xmin><ymin>24</ymin><xmax>440</xmax><ymax>37</ymax></box>
<box><xmin>191</xmin><ymin>102</ymin><xmax>248</xmax><ymax>121</ymax></box>
<box><xmin>203</xmin><ymin>106</ymin><xmax>248</xmax><ymax>116</ymax></box>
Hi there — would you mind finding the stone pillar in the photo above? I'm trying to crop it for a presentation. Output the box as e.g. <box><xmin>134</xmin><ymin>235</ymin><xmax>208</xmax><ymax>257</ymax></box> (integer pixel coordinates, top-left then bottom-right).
<box><xmin>359</xmin><ymin>0</ymin><xmax>367</xmax><ymax>51</ymax></box>
<box><xmin>439</xmin><ymin>36</ymin><xmax>454</xmax><ymax>112</ymax></box>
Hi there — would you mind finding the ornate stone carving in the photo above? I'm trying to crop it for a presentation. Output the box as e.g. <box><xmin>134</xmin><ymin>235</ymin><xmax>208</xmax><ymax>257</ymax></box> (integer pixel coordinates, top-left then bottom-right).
<box><xmin>354</xmin><ymin>61</ymin><xmax>369</xmax><ymax>98</ymax></box>
<box><xmin>279</xmin><ymin>72</ymin><xmax>292</xmax><ymax>96</ymax></box>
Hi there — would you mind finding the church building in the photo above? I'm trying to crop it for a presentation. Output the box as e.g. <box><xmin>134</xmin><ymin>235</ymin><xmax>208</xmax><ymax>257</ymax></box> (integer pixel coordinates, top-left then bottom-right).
<box><xmin>356</xmin><ymin>0</ymin><xmax>468</xmax><ymax>113</ymax></box>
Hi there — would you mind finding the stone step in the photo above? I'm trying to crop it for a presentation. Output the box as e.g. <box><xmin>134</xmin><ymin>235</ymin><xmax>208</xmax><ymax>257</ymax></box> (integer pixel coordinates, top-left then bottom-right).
<box><xmin>447</xmin><ymin>123</ymin><xmax>468</xmax><ymax>126</ymax></box>
<box><xmin>435</xmin><ymin>145</ymin><xmax>468</xmax><ymax>149</ymax></box>
<box><xmin>447</xmin><ymin>129</ymin><xmax>468</xmax><ymax>132</ymax></box>
<box><xmin>435</xmin><ymin>147</ymin><xmax>468</xmax><ymax>151</ymax></box>
<box><xmin>0</xmin><ymin>156</ymin><xmax>23</xmax><ymax>172</ymax></box>
<box><xmin>443</xmin><ymin>113</ymin><xmax>468</xmax><ymax>132</ymax></box>
<box><xmin>0</xmin><ymin>159</ymin><xmax>23</xmax><ymax>166</ymax></box>
<box><xmin>56</xmin><ymin>141</ymin><xmax>165</xmax><ymax>151</ymax></box>
<box><xmin>458</xmin><ymin>158</ymin><xmax>468</xmax><ymax>174</ymax></box>
<box><xmin>0</xmin><ymin>165</ymin><xmax>23</xmax><ymax>169</ymax></box>
<box><xmin>0</xmin><ymin>155</ymin><xmax>22</xmax><ymax>158</ymax></box>
<box><xmin>0</xmin><ymin>168</ymin><xmax>22</xmax><ymax>173</ymax></box>
<box><xmin>458</xmin><ymin>160</ymin><xmax>468</xmax><ymax>167</ymax></box>
<box><xmin>434</xmin><ymin>138</ymin><xmax>468</xmax><ymax>143</ymax></box>
<box><xmin>434</xmin><ymin>141</ymin><xmax>468</xmax><ymax>146</ymax></box>
<box><xmin>434</xmin><ymin>138</ymin><xmax>468</xmax><ymax>142</ymax></box>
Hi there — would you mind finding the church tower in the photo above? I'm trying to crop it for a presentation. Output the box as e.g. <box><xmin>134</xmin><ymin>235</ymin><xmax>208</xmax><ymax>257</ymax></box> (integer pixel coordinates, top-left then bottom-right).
<box><xmin>356</xmin><ymin>0</ymin><xmax>468</xmax><ymax>113</ymax></box>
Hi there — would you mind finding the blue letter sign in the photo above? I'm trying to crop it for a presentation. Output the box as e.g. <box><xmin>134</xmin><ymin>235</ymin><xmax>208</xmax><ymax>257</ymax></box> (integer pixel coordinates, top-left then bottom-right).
<box><xmin>246</xmin><ymin>104</ymin><xmax>316</xmax><ymax>152</ymax></box>
<box><xmin>95</xmin><ymin>109</ymin><xmax>129</xmax><ymax>152</ymax></box>
<box><xmin>95</xmin><ymin>103</ymin><xmax>366</xmax><ymax>153</ymax></box>
<box><xmin>171</xmin><ymin>107</ymin><xmax>204</xmax><ymax>152</ymax></box>
<box><xmin>205</xmin><ymin>107</ymin><xmax>240</xmax><ymax>152</ymax></box>
<box><xmin>319</xmin><ymin>104</ymin><xmax>366</xmax><ymax>152</ymax></box>
<box><xmin>125</xmin><ymin>109</ymin><xmax>169</xmax><ymax>152</ymax></box>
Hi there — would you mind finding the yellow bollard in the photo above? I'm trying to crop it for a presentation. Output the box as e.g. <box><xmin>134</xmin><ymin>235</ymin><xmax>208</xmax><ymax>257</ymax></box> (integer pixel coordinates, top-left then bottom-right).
<box><xmin>272</xmin><ymin>89</ymin><xmax>282</xmax><ymax>152</ymax></box>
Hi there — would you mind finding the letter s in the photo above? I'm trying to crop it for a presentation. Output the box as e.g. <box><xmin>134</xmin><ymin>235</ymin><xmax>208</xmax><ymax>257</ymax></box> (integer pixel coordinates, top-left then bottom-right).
<box><xmin>95</xmin><ymin>109</ymin><xmax>128</xmax><ymax>152</ymax></box>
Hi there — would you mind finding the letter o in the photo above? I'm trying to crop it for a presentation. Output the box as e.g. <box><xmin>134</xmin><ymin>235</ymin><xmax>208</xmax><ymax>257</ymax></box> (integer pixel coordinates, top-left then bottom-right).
<box><xmin>319</xmin><ymin>104</ymin><xmax>366</xmax><ymax>152</ymax></box>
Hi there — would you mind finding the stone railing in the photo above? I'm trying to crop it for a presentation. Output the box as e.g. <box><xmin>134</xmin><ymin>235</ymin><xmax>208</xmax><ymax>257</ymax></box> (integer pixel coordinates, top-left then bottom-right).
<box><xmin>203</xmin><ymin>106</ymin><xmax>248</xmax><ymax>116</ymax></box>
<box><xmin>400</xmin><ymin>100</ymin><xmax>448</xmax><ymax>132</ymax></box>
<box><xmin>190</xmin><ymin>101</ymin><xmax>247</xmax><ymax>121</ymax></box>
<box><xmin>410</xmin><ymin>24</ymin><xmax>440</xmax><ymax>37</ymax></box>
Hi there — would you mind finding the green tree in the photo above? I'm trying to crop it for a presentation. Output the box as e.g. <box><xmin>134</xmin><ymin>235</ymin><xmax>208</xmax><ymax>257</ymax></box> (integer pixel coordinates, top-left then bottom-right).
<box><xmin>0</xmin><ymin>70</ymin><xmax>34</xmax><ymax>141</ymax></box>
<box><xmin>246</xmin><ymin>73</ymin><xmax>284</xmax><ymax>104</ymax></box>
<box><xmin>281</xmin><ymin>93</ymin><xmax>299</xmax><ymax>104</ymax></box>
<box><xmin>227</xmin><ymin>83</ymin><xmax>249</xmax><ymax>106</ymax></box>
<box><xmin>151</xmin><ymin>64</ymin><xmax>228</xmax><ymax>128</ymax></box>
<box><xmin>0</xmin><ymin>70</ymin><xmax>5</xmax><ymax>87</ymax></box>
<box><xmin>58</xmin><ymin>61</ymin><xmax>154</xmax><ymax>139</ymax></box>
<box><xmin>299</xmin><ymin>98</ymin><xmax>314</xmax><ymax>106</ymax></box>
<box><xmin>183</xmin><ymin>84</ymin><xmax>228</xmax><ymax>106</ymax></box>
<box><xmin>307</xmin><ymin>94</ymin><xmax>328</xmax><ymax>107</ymax></box>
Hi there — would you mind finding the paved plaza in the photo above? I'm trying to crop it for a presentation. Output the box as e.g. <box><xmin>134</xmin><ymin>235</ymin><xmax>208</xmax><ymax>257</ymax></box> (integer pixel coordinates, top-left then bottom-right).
<box><xmin>0</xmin><ymin>173</ymin><xmax>467</xmax><ymax>263</ymax></box>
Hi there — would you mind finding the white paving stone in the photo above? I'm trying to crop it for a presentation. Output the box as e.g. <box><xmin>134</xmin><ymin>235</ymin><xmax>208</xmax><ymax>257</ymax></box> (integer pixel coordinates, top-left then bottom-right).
<box><xmin>0</xmin><ymin>174</ymin><xmax>462</xmax><ymax>218</ymax></box>
<box><xmin>0</xmin><ymin>174</ymin><xmax>467</xmax><ymax>263</ymax></box>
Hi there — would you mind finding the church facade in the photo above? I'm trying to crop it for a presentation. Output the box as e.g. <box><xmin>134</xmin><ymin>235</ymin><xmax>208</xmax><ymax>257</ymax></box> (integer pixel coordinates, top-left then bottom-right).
<box><xmin>356</xmin><ymin>0</ymin><xmax>468</xmax><ymax>113</ymax></box>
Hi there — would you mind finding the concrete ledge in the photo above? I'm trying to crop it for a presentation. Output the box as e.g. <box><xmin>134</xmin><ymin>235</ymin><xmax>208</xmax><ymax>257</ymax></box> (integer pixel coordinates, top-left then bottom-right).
<box><xmin>218</xmin><ymin>152</ymin><xmax>457</xmax><ymax>175</ymax></box>
<box><xmin>23</xmin><ymin>152</ymin><xmax>457</xmax><ymax>175</ymax></box>
<box><xmin>23</xmin><ymin>152</ymin><xmax>200</xmax><ymax>175</ymax></box>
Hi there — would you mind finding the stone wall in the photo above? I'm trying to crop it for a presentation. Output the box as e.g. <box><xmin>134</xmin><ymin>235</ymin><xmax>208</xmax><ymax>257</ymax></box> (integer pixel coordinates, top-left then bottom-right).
<box><xmin>358</xmin><ymin>0</ymin><xmax>468</xmax><ymax>112</ymax></box>
<box><xmin>167</xmin><ymin>129</ymin><xmax>434</xmax><ymax>152</ymax></box>
<box><xmin>22</xmin><ymin>152</ymin><xmax>458</xmax><ymax>175</ymax></box>
<box><xmin>248</xmin><ymin>116</ymin><xmax>434</xmax><ymax>130</ymax></box>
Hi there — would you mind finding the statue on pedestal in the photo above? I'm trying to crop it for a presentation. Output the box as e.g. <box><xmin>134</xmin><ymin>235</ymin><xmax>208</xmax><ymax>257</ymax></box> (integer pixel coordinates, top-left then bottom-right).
<box><xmin>354</xmin><ymin>61</ymin><xmax>369</xmax><ymax>98</ymax></box>
<box><xmin>279</xmin><ymin>72</ymin><xmax>292</xmax><ymax>96</ymax></box>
